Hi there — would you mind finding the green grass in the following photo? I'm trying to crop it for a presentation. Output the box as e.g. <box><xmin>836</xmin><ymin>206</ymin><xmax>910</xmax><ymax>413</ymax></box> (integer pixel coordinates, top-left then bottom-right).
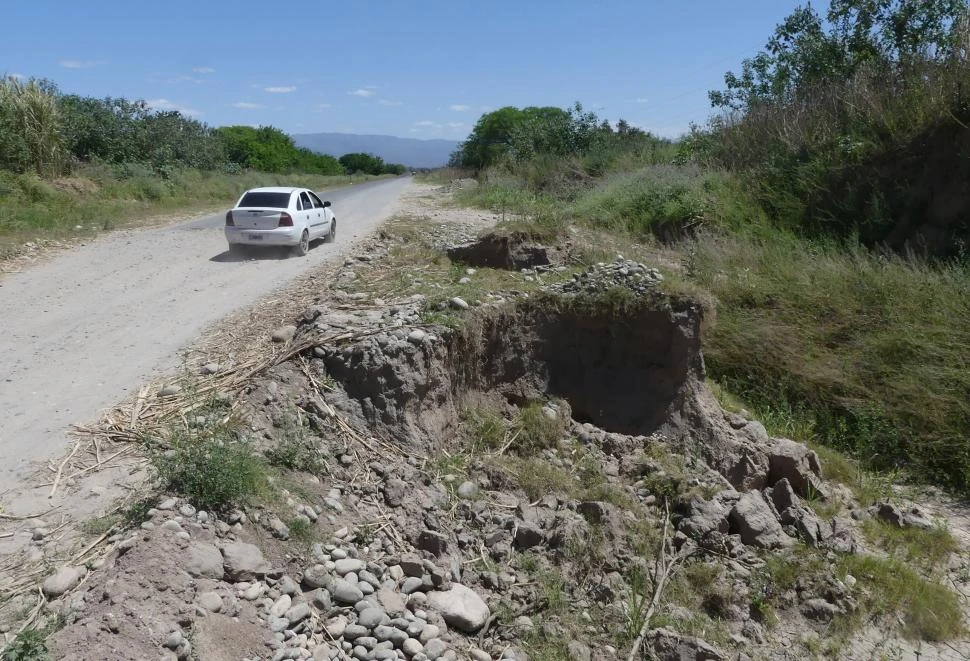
<box><xmin>757</xmin><ymin>543</ymin><xmax>964</xmax><ymax>643</ymax></box>
<box><xmin>264</xmin><ymin>413</ymin><xmax>329</xmax><ymax>474</ymax></box>
<box><xmin>837</xmin><ymin>554</ymin><xmax>964</xmax><ymax>642</ymax></box>
<box><xmin>512</xmin><ymin>401</ymin><xmax>567</xmax><ymax>453</ymax></box>
<box><xmin>861</xmin><ymin>518</ymin><xmax>959</xmax><ymax>573</ymax></box>
<box><xmin>688</xmin><ymin>230</ymin><xmax>970</xmax><ymax>491</ymax></box>
<box><xmin>0</xmin><ymin>165</ymin><xmax>370</xmax><ymax>257</ymax></box>
<box><xmin>461</xmin><ymin>406</ymin><xmax>507</xmax><ymax>452</ymax></box>
<box><xmin>454</xmin><ymin>157</ymin><xmax>970</xmax><ymax>495</ymax></box>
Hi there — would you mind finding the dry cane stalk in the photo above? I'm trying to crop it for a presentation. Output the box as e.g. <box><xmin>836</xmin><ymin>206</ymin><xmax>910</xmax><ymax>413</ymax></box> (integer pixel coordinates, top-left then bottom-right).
<box><xmin>625</xmin><ymin>500</ymin><xmax>694</xmax><ymax>661</ymax></box>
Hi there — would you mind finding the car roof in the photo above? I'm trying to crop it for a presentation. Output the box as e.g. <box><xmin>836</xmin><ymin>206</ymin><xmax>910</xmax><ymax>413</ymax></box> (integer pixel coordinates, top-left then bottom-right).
<box><xmin>242</xmin><ymin>187</ymin><xmax>305</xmax><ymax>194</ymax></box>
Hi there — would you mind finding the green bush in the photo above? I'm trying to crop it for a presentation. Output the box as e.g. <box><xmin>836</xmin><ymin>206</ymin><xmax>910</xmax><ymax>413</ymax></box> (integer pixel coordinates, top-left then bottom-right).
<box><xmin>152</xmin><ymin>431</ymin><xmax>267</xmax><ymax>512</ymax></box>
<box><xmin>2</xmin><ymin>629</ymin><xmax>51</xmax><ymax>661</ymax></box>
<box><xmin>570</xmin><ymin>166</ymin><xmax>761</xmax><ymax>238</ymax></box>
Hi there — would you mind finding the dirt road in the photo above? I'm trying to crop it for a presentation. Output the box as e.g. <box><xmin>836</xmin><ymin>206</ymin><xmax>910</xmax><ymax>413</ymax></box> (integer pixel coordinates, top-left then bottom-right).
<box><xmin>0</xmin><ymin>176</ymin><xmax>412</xmax><ymax>506</ymax></box>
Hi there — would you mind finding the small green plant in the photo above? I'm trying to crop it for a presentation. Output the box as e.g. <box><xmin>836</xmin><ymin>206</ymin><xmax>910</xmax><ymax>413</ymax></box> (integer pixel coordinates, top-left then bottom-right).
<box><xmin>80</xmin><ymin>514</ymin><xmax>120</xmax><ymax>538</ymax></box>
<box><xmin>461</xmin><ymin>406</ymin><xmax>508</xmax><ymax>452</ymax></box>
<box><xmin>501</xmin><ymin>456</ymin><xmax>574</xmax><ymax>502</ymax></box>
<box><xmin>517</xmin><ymin>552</ymin><xmax>540</xmax><ymax>573</ymax></box>
<box><xmin>2</xmin><ymin>628</ymin><xmax>51</xmax><ymax>661</ymax></box>
<box><xmin>265</xmin><ymin>417</ymin><xmax>328</xmax><ymax>474</ymax></box>
<box><xmin>513</xmin><ymin>401</ymin><xmax>567</xmax><ymax>453</ymax></box>
<box><xmin>123</xmin><ymin>498</ymin><xmax>154</xmax><ymax>526</ymax></box>
<box><xmin>287</xmin><ymin>517</ymin><xmax>316</xmax><ymax>547</ymax></box>
<box><xmin>152</xmin><ymin>431</ymin><xmax>267</xmax><ymax>512</ymax></box>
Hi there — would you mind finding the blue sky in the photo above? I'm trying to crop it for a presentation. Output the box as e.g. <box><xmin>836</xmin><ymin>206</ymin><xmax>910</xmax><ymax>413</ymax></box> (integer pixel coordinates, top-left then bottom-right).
<box><xmin>2</xmin><ymin>0</ymin><xmax>817</xmax><ymax>140</ymax></box>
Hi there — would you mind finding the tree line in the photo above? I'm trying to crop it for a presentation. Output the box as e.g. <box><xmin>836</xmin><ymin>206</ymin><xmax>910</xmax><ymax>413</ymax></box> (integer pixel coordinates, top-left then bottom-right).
<box><xmin>450</xmin><ymin>103</ymin><xmax>674</xmax><ymax>190</ymax></box>
<box><xmin>0</xmin><ymin>76</ymin><xmax>405</xmax><ymax>177</ymax></box>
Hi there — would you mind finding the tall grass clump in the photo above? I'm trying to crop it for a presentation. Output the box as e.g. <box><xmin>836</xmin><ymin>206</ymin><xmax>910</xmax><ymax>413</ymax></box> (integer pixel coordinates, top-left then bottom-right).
<box><xmin>0</xmin><ymin>76</ymin><xmax>66</xmax><ymax>176</ymax></box>
<box><xmin>689</xmin><ymin>230</ymin><xmax>970</xmax><ymax>490</ymax></box>
<box><xmin>569</xmin><ymin>165</ymin><xmax>767</xmax><ymax>239</ymax></box>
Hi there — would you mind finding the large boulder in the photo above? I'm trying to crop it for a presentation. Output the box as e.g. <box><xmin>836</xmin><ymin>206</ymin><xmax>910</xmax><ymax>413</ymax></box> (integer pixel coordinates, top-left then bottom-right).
<box><xmin>185</xmin><ymin>542</ymin><xmax>224</xmax><ymax>579</ymax></box>
<box><xmin>676</xmin><ymin>493</ymin><xmax>734</xmax><ymax>540</ymax></box>
<box><xmin>427</xmin><ymin>584</ymin><xmax>490</xmax><ymax>633</ymax></box>
<box><xmin>221</xmin><ymin>542</ymin><xmax>272</xmax><ymax>581</ymax></box>
<box><xmin>648</xmin><ymin>627</ymin><xmax>726</xmax><ymax>661</ymax></box>
<box><xmin>768</xmin><ymin>438</ymin><xmax>827</xmax><ymax>499</ymax></box>
<box><xmin>729</xmin><ymin>492</ymin><xmax>793</xmax><ymax>549</ymax></box>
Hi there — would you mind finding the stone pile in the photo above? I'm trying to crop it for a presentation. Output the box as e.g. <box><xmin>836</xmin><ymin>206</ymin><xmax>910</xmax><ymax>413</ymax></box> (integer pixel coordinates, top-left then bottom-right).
<box><xmin>548</xmin><ymin>258</ymin><xmax>664</xmax><ymax>296</ymax></box>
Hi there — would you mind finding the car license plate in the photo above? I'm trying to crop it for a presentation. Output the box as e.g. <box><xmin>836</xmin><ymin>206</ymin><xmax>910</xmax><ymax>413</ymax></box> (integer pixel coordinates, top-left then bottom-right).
<box><xmin>247</xmin><ymin>233</ymin><xmax>263</xmax><ymax>241</ymax></box>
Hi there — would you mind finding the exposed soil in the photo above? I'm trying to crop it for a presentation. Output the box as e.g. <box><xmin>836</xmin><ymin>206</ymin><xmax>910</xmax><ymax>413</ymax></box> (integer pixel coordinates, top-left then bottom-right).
<box><xmin>6</xmin><ymin>183</ymin><xmax>968</xmax><ymax>661</ymax></box>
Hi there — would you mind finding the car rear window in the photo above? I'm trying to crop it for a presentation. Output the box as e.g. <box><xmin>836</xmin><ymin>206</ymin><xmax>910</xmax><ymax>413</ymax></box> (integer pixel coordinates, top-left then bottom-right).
<box><xmin>238</xmin><ymin>192</ymin><xmax>292</xmax><ymax>208</ymax></box>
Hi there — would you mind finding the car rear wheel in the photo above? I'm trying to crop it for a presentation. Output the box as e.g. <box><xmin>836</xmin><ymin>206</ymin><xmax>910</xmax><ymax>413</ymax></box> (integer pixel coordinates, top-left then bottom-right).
<box><xmin>295</xmin><ymin>230</ymin><xmax>310</xmax><ymax>256</ymax></box>
<box><xmin>325</xmin><ymin>219</ymin><xmax>336</xmax><ymax>243</ymax></box>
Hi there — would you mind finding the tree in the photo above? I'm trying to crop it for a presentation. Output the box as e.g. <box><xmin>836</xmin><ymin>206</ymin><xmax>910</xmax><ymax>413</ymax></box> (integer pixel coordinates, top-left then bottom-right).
<box><xmin>339</xmin><ymin>152</ymin><xmax>386</xmax><ymax>175</ymax></box>
<box><xmin>709</xmin><ymin>0</ymin><xmax>969</xmax><ymax>110</ymax></box>
<box><xmin>454</xmin><ymin>103</ymin><xmax>611</xmax><ymax>170</ymax></box>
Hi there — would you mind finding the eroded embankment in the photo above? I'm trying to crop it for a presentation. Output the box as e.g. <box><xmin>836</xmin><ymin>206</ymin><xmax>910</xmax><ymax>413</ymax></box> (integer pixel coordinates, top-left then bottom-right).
<box><xmin>317</xmin><ymin>291</ymin><xmax>783</xmax><ymax>499</ymax></box>
<box><xmin>38</xmin><ymin>199</ymin><xmax>968</xmax><ymax>661</ymax></box>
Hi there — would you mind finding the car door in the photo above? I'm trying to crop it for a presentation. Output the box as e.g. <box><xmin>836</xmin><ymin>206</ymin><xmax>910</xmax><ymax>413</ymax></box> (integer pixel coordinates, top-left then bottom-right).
<box><xmin>298</xmin><ymin>191</ymin><xmax>316</xmax><ymax>235</ymax></box>
<box><xmin>308</xmin><ymin>191</ymin><xmax>330</xmax><ymax>237</ymax></box>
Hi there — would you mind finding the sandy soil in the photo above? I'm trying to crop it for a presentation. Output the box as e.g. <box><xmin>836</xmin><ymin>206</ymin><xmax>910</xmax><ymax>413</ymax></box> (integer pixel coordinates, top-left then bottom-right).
<box><xmin>0</xmin><ymin>177</ymin><xmax>412</xmax><ymax>523</ymax></box>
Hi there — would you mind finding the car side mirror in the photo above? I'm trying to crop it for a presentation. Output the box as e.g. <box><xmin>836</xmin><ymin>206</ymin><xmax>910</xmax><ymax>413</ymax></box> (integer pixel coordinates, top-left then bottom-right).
<box><xmin>323</xmin><ymin>201</ymin><xmax>331</xmax><ymax>208</ymax></box>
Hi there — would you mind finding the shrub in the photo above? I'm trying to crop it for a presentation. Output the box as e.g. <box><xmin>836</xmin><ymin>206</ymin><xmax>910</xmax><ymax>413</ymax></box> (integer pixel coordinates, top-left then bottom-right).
<box><xmin>2</xmin><ymin>628</ymin><xmax>51</xmax><ymax>661</ymax></box>
<box><xmin>152</xmin><ymin>431</ymin><xmax>266</xmax><ymax>512</ymax></box>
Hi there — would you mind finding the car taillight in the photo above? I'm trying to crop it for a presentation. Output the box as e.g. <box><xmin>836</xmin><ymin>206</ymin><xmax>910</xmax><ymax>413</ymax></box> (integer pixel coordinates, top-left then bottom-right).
<box><xmin>225</xmin><ymin>211</ymin><xmax>234</xmax><ymax>226</ymax></box>
<box><xmin>278</xmin><ymin>212</ymin><xmax>293</xmax><ymax>227</ymax></box>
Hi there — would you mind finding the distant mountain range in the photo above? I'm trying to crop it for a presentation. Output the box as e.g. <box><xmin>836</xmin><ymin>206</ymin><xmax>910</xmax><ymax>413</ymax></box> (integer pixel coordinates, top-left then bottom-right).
<box><xmin>291</xmin><ymin>132</ymin><xmax>461</xmax><ymax>169</ymax></box>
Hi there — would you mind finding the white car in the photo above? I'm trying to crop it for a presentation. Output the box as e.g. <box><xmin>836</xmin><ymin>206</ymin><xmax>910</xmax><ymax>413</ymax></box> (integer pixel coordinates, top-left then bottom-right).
<box><xmin>225</xmin><ymin>187</ymin><xmax>336</xmax><ymax>256</ymax></box>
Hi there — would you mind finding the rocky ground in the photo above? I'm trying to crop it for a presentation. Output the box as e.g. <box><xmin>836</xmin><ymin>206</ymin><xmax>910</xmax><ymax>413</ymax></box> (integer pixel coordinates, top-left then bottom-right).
<box><xmin>5</xmin><ymin>183</ymin><xmax>968</xmax><ymax>660</ymax></box>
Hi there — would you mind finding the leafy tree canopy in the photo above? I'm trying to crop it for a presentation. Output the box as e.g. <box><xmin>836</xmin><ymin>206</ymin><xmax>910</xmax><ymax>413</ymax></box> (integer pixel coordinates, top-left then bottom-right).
<box><xmin>710</xmin><ymin>0</ymin><xmax>969</xmax><ymax>110</ymax></box>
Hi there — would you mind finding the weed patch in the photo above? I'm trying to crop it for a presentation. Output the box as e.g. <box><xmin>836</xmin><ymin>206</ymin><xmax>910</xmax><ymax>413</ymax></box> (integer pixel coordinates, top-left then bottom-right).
<box><xmin>838</xmin><ymin>554</ymin><xmax>964</xmax><ymax>641</ymax></box>
<box><xmin>861</xmin><ymin>519</ymin><xmax>958</xmax><ymax>573</ymax></box>
<box><xmin>152</xmin><ymin>430</ymin><xmax>267</xmax><ymax>512</ymax></box>
<box><xmin>2</xmin><ymin>628</ymin><xmax>51</xmax><ymax>661</ymax></box>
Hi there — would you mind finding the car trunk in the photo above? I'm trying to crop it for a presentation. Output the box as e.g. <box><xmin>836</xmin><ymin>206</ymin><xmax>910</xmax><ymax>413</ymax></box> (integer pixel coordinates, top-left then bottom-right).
<box><xmin>231</xmin><ymin>208</ymin><xmax>287</xmax><ymax>230</ymax></box>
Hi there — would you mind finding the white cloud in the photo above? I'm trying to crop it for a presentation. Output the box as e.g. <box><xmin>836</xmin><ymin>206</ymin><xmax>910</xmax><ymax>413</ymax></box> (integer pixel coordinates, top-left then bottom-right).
<box><xmin>449</xmin><ymin>104</ymin><xmax>470</xmax><ymax>111</ymax></box>
<box><xmin>415</xmin><ymin>120</ymin><xmax>436</xmax><ymax>127</ymax></box>
<box><xmin>316</xmin><ymin>103</ymin><xmax>332</xmax><ymax>110</ymax></box>
<box><xmin>192</xmin><ymin>67</ymin><xmax>215</xmax><ymax>74</ymax></box>
<box><xmin>146</xmin><ymin>98</ymin><xmax>201</xmax><ymax>117</ymax></box>
<box><xmin>59</xmin><ymin>59</ymin><xmax>98</xmax><ymax>69</ymax></box>
<box><xmin>349</xmin><ymin>88</ymin><xmax>376</xmax><ymax>97</ymax></box>
<box><xmin>264</xmin><ymin>86</ymin><xmax>296</xmax><ymax>93</ymax></box>
<box><xmin>378</xmin><ymin>99</ymin><xmax>403</xmax><ymax>106</ymax></box>
<box><xmin>9</xmin><ymin>73</ymin><xmax>24</xmax><ymax>80</ymax></box>
<box><xmin>170</xmin><ymin>75</ymin><xmax>202</xmax><ymax>84</ymax></box>
<box><xmin>448</xmin><ymin>122</ymin><xmax>466</xmax><ymax>129</ymax></box>
<box><xmin>634</xmin><ymin>97</ymin><xmax>649</xmax><ymax>104</ymax></box>
<box><xmin>232</xmin><ymin>102</ymin><xmax>263</xmax><ymax>109</ymax></box>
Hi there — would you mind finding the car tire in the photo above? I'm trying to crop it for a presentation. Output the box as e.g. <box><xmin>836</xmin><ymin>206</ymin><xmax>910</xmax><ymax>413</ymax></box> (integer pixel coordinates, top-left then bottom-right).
<box><xmin>325</xmin><ymin>219</ymin><xmax>336</xmax><ymax>243</ymax></box>
<box><xmin>294</xmin><ymin>230</ymin><xmax>310</xmax><ymax>256</ymax></box>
